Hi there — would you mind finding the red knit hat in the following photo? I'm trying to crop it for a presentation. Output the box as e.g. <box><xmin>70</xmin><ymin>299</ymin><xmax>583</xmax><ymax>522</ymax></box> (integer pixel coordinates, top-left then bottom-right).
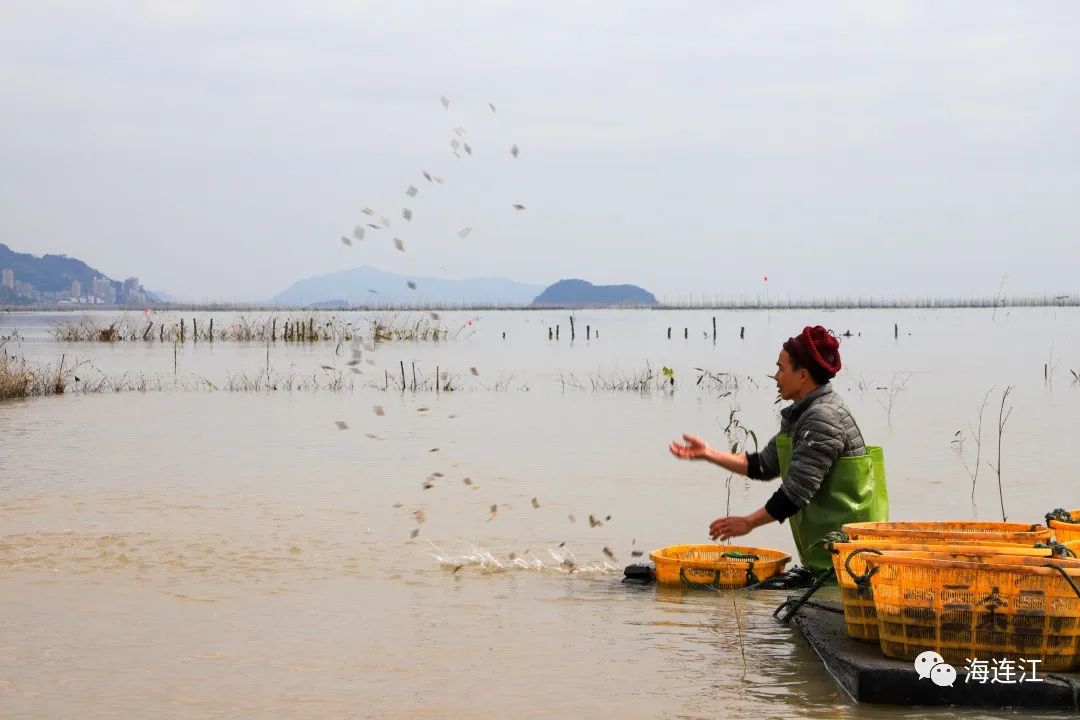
<box><xmin>783</xmin><ymin>326</ymin><xmax>841</xmax><ymax>383</ymax></box>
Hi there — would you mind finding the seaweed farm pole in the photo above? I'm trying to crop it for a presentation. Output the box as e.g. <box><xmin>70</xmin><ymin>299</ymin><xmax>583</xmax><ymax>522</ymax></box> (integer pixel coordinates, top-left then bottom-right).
<box><xmin>556</xmin><ymin>325</ymin><xmax>560</xmax><ymax>340</ymax></box>
<box><xmin>894</xmin><ymin>323</ymin><xmax>898</xmax><ymax>339</ymax></box>
<box><xmin>159</xmin><ymin>324</ymin><xmax>164</xmax><ymax>342</ymax></box>
<box><xmin>271</xmin><ymin>318</ymin><xmax>277</xmax><ymax>341</ymax></box>
<box><xmin>143</xmin><ymin>323</ymin><xmax>153</xmax><ymax>341</ymax></box>
<box><xmin>193</xmin><ymin>318</ymin><xmax>197</xmax><ymax>342</ymax></box>
<box><xmin>209</xmin><ymin>318</ymin><xmax>214</xmax><ymax>342</ymax></box>
<box><xmin>436</xmin><ymin>365</ymin><xmax>439</xmax><ymax>394</ymax></box>
<box><xmin>740</xmin><ymin>326</ymin><xmax>745</xmax><ymax>340</ymax></box>
<box><xmin>712</xmin><ymin>316</ymin><xmax>716</xmax><ymax>342</ymax></box>
<box><xmin>548</xmin><ymin>327</ymin><xmax>552</xmax><ymax>340</ymax></box>
<box><xmin>384</xmin><ymin>371</ymin><xmax>389</xmax><ymax>391</ymax></box>
<box><xmin>569</xmin><ymin>315</ymin><xmax>575</xmax><ymax>341</ymax></box>
<box><xmin>684</xmin><ymin>327</ymin><xmax>688</xmax><ymax>339</ymax></box>
<box><xmin>309</xmin><ymin>318</ymin><xmax>314</xmax><ymax>340</ymax></box>
<box><xmin>180</xmin><ymin>319</ymin><xmax>185</xmax><ymax>343</ymax></box>
<box><xmin>411</xmin><ymin>361</ymin><xmax>417</xmax><ymax>392</ymax></box>
<box><xmin>586</xmin><ymin>325</ymin><xmax>590</xmax><ymax>340</ymax></box>
<box><xmin>400</xmin><ymin>360</ymin><xmax>406</xmax><ymax>392</ymax></box>
<box><xmin>667</xmin><ymin>327</ymin><xmax>671</xmax><ymax>339</ymax></box>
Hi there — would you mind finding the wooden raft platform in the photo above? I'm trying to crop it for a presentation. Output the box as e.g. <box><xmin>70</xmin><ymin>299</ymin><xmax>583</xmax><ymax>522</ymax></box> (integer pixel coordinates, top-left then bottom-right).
<box><xmin>790</xmin><ymin>600</ymin><xmax>1080</xmax><ymax>709</ymax></box>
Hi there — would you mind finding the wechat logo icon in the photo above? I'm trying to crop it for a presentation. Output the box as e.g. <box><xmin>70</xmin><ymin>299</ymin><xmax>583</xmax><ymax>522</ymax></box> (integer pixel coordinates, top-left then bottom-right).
<box><xmin>914</xmin><ymin>651</ymin><xmax>956</xmax><ymax>687</ymax></box>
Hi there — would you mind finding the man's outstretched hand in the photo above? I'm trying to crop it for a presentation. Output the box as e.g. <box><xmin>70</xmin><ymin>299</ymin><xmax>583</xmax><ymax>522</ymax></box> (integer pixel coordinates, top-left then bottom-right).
<box><xmin>710</xmin><ymin>515</ymin><xmax>752</xmax><ymax>541</ymax></box>
<box><xmin>669</xmin><ymin>434</ymin><xmax>709</xmax><ymax>460</ymax></box>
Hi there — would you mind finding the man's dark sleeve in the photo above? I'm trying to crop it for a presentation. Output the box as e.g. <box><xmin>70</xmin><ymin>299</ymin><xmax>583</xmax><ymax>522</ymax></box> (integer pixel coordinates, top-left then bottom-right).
<box><xmin>764</xmin><ymin>487</ymin><xmax>800</xmax><ymax>523</ymax></box>
<box><xmin>746</xmin><ymin>433</ymin><xmax>781</xmax><ymax>480</ymax></box>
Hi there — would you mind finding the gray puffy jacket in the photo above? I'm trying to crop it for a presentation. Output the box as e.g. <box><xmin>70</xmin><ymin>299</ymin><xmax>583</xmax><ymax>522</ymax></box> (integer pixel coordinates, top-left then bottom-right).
<box><xmin>749</xmin><ymin>383</ymin><xmax>866</xmax><ymax>509</ymax></box>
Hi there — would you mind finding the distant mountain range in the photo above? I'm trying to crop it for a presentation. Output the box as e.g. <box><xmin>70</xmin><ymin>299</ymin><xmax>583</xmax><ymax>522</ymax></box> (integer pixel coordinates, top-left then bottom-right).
<box><xmin>273</xmin><ymin>267</ymin><xmax>658</xmax><ymax>308</ymax></box>
<box><xmin>0</xmin><ymin>242</ymin><xmax>160</xmax><ymax>305</ymax></box>
<box><xmin>272</xmin><ymin>265</ymin><xmax>546</xmax><ymax>306</ymax></box>
<box><xmin>532</xmin><ymin>279</ymin><xmax>657</xmax><ymax>307</ymax></box>
<box><xmin>2</xmin><ymin>241</ymin><xmax>656</xmax><ymax>308</ymax></box>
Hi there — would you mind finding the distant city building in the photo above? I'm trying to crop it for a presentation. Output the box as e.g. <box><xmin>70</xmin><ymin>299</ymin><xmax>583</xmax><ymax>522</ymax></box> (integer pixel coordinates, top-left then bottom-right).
<box><xmin>1</xmin><ymin>268</ymin><xmax>13</xmax><ymax>289</ymax></box>
<box><xmin>92</xmin><ymin>276</ymin><xmax>111</xmax><ymax>301</ymax></box>
<box><xmin>14</xmin><ymin>281</ymin><xmax>40</xmax><ymax>302</ymax></box>
<box><xmin>70</xmin><ymin>279</ymin><xmax>81</xmax><ymax>299</ymax></box>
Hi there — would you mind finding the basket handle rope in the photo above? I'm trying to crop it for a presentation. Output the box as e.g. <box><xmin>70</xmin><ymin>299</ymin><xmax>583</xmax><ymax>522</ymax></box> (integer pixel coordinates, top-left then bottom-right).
<box><xmin>844</xmin><ymin>547</ymin><xmax>883</xmax><ymax>597</ymax></box>
<box><xmin>1046</xmin><ymin>564</ymin><xmax>1080</xmax><ymax>599</ymax></box>
<box><xmin>808</xmin><ymin>530</ymin><xmax>850</xmax><ymax>554</ymax></box>
<box><xmin>679</xmin><ymin>566</ymin><xmax>721</xmax><ymax>591</ymax></box>
<box><xmin>1047</xmin><ymin>508</ymin><xmax>1080</xmax><ymax>525</ymax></box>
<box><xmin>743</xmin><ymin>561</ymin><xmax>759</xmax><ymax>587</ymax></box>
<box><xmin>719</xmin><ymin>551</ymin><xmax>762</xmax><ymax>586</ymax></box>
<box><xmin>1034</xmin><ymin>540</ymin><xmax>1077</xmax><ymax>558</ymax></box>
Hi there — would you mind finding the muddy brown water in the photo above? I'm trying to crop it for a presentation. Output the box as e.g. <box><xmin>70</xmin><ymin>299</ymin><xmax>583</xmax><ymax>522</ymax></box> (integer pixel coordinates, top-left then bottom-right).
<box><xmin>1</xmin><ymin>308</ymin><xmax>1077</xmax><ymax>718</ymax></box>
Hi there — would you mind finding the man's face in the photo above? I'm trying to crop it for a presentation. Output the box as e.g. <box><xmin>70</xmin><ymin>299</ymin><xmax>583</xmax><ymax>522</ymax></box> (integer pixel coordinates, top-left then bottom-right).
<box><xmin>774</xmin><ymin>349</ymin><xmax>809</xmax><ymax>401</ymax></box>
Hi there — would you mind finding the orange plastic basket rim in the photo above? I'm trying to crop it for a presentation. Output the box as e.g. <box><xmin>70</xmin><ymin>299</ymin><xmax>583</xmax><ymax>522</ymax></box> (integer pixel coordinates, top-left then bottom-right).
<box><xmin>828</xmin><ymin>540</ymin><xmax>1053</xmax><ymax>554</ymax></box>
<box><xmin>649</xmin><ymin>544</ymin><xmax>790</xmax><ymax>570</ymax></box>
<box><xmin>844</xmin><ymin>521</ymin><xmax>1048</xmax><ymax>534</ymax></box>
<box><xmin>863</xmin><ymin>552</ymin><xmax>1080</xmax><ymax>577</ymax></box>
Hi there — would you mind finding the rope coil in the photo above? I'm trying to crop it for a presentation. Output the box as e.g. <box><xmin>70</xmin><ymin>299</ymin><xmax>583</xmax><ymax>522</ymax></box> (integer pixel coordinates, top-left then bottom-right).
<box><xmin>1046</xmin><ymin>508</ymin><xmax>1079</xmax><ymax>525</ymax></box>
<box><xmin>1034</xmin><ymin>540</ymin><xmax>1077</xmax><ymax>558</ymax></box>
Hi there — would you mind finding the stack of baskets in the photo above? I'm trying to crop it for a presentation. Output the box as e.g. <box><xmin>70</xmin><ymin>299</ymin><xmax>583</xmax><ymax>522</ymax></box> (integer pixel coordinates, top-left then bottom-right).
<box><xmin>827</xmin><ymin>514</ymin><xmax>1080</xmax><ymax>671</ymax></box>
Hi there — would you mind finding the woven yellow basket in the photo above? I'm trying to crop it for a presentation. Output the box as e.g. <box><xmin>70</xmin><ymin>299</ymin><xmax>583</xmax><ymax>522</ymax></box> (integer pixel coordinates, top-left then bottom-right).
<box><xmin>865</xmin><ymin>552</ymin><xmax>1080</xmax><ymax>671</ymax></box>
<box><xmin>843</xmin><ymin>521</ymin><xmax>1052</xmax><ymax>545</ymax></box>
<box><xmin>649</xmin><ymin>545</ymin><xmax>790</xmax><ymax>589</ymax></box>
<box><xmin>829</xmin><ymin>541</ymin><xmax>1058</xmax><ymax>643</ymax></box>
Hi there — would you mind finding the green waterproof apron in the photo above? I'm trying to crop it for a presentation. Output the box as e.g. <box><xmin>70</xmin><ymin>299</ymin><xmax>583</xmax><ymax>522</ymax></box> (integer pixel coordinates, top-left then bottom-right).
<box><xmin>775</xmin><ymin>434</ymin><xmax>889</xmax><ymax>575</ymax></box>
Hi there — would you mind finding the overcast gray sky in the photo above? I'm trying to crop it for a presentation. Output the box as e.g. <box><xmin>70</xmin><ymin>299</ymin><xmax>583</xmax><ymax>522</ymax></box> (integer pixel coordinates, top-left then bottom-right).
<box><xmin>2</xmin><ymin>1</ymin><xmax>1078</xmax><ymax>302</ymax></box>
